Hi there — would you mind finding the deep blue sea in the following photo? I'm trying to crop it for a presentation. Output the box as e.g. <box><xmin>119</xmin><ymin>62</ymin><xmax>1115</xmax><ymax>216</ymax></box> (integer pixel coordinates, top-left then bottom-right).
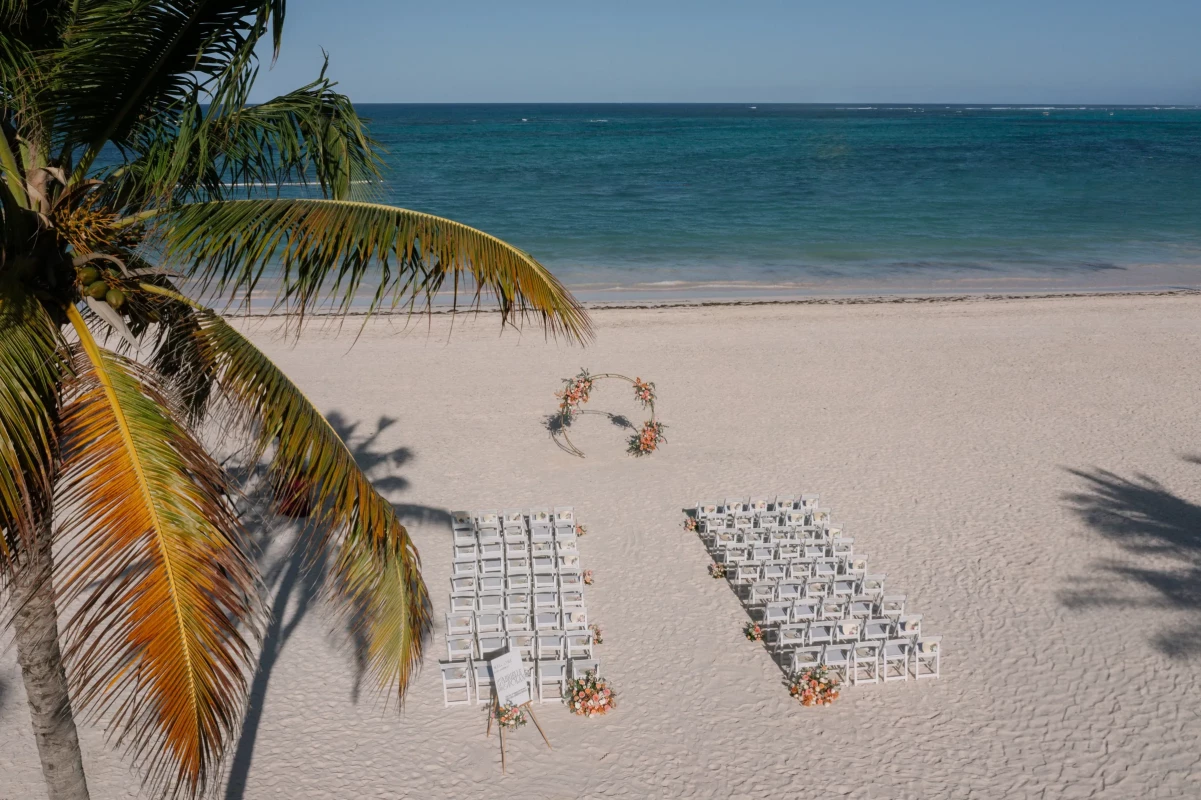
<box><xmin>350</xmin><ymin>104</ymin><xmax>1201</xmax><ymax>300</ymax></box>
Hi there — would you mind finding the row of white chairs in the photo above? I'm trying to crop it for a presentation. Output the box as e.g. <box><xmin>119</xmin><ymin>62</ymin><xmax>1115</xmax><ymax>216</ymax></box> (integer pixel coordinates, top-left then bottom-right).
<box><xmin>446</xmin><ymin>608</ymin><xmax>589</xmax><ymax>636</ymax></box>
<box><xmin>440</xmin><ymin>656</ymin><xmax>600</xmax><ymax>707</ymax></box>
<box><xmin>741</xmin><ymin>576</ymin><xmax>890</xmax><ymax>604</ymax></box>
<box><xmin>454</xmin><ymin>508</ymin><xmax>577</xmax><ymax>533</ymax></box>
<box><xmin>760</xmin><ymin>594</ymin><xmax>908</xmax><ymax>624</ymax></box>
<box><xmin>727</xmin><ymin>558</ymin><xmax>870</xmax><ymax>584</ymax></box>
<box><xmin>769</xmin><ymin>615</ymin><xmax>922</xmax><ymax>649</ymax></box>
<box><xmin>451</xmin><ymin>569</ymin><xmax>584</xmax><ymax>596</ymax></box>
<box><xmin>696</xmin><ymin>496</ymin><xmax>823</xmax><ymax>518</ymax></box>
<box><xmin>450</xmin><ymin>588</ymin><xmax>585</xmax><ymax>614</ymax></box>
<box><xmin>454</xmin><ymin>530</ymin><xmax>579</xmax><ymax>555</ymax></box>
<box><xmin>790</xmin><ymin>638</ymin><xmax>940</xmax><ymax>684</ymax></box>
<box><xmin>446</xmin><ymin>627</ymin><xmax>594</xmax><ymax>662</ymax></box>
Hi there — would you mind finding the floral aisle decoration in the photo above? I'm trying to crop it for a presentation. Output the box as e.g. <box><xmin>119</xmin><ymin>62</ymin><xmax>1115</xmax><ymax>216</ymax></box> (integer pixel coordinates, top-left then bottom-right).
<box><xmin>788</xmin><ymin>666</ymin><xmax>842</xmax><ymax>707</ymax></box>
<box><xmin>489</xmin><ymin>702</ymin><xmax>528</xmax><ymax>730</ymax></box>
<box><xmin>708</xmin><ymin>562</ymin><xmax>727</xmax><ymax>579</ymax></box>
<box><xmin>683</xmin><ymin>516</ymin><xmax>698</xmax><ymax>533</ymax></box>
<box><xmin>564</xmin><ymin>671</ymin><xmax>616</xmax><ymax>717</ymax></box>
<box><xmin>589</xmin><ymin>623</ymin><xmax>604</xmax><ymax>645</ymax></box>
<box><xmin>549</xmin><ymin>369</ymin><xmax>667</xmax><ymax>458</ymax></box>
<box><xmin>575</xmin><ymin>523</ymin><xmax>588</xmax><ymax>537</ymax></box>
<box><xmin>743</xmin><ymin>621</ymin><xmax>764</xmax><ymax>641</ymax></box>
<box><xmin>583</xmin><ymin>569</ymin><xmax>595</xmax><ymax>585</ymax></box>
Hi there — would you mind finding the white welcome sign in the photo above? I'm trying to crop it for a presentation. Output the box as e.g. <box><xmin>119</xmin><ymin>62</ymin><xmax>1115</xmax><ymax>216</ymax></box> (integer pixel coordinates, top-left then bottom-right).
<box><xmin>489</xmin><ymin>651</ymin><xmax>531</xmax><ymax>707</ymax></box>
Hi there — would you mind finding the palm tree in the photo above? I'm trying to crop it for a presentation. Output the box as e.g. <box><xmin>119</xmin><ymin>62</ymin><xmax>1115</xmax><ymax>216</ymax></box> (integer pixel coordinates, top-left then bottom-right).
<box><xmin>1</xmin><ymin>3</ymin><xmax>591</xmax><ymax>799</ymax></box>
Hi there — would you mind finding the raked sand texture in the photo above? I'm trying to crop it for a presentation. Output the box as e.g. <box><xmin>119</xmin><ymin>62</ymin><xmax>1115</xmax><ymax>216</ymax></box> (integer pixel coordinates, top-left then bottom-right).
<box><xmin>4</xmin><ymin>294</ymin><xmax>1201</xmax><ymax>799</ymax></box>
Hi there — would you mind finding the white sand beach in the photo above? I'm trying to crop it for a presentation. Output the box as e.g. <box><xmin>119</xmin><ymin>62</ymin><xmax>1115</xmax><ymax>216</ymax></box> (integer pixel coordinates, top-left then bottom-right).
<box><xmin>4</xmin><ymin>292</ymin><xmax>1201</xmax><ymax>799</ymax></box>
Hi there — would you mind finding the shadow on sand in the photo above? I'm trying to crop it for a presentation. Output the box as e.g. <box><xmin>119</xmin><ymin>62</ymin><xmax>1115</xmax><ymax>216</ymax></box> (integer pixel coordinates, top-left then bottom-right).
<box><xmin>223</xmin><ymin>413</ymin><xmax>448</xmax><ymax>800</ymax></box>
<box><xmin>1060</xmin><ymin>459</ymin><xmax>1201</xmax><ymax>659</ymax></box>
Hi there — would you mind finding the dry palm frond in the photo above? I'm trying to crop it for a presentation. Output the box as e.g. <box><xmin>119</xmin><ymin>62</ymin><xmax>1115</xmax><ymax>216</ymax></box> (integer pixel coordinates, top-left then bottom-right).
<box><xmin>158</xmin><ymin>198</ymin><xmax>592</xmax><ymax>342</ymax></box>
<box><xmin>56</xmin><ymin>304</ymin><xmax>259</xmax><ymax>799</ymax></box>
<box><xmin>0</xmin><ymin>285</ymin><xmax>64</xmax><ymax>564</ymax></box>
<box><xmin>139</xmin><ymin>283</ymin><xmax>430</xmax><ymax>700</ymax></box>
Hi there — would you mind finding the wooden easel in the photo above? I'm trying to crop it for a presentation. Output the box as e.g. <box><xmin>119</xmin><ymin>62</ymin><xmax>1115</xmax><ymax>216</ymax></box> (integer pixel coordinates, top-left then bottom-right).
<box><xmin>487</xmin><ymin>695</ymin><xmax>552</xmax><ymax>774</ymax></box>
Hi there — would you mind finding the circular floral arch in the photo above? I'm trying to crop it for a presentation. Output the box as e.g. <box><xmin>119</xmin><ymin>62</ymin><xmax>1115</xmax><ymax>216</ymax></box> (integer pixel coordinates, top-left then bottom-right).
<box><xmin>551</xmin><ymin>369</ymin><xmax>666</xmax><ymax>458</ymax></box>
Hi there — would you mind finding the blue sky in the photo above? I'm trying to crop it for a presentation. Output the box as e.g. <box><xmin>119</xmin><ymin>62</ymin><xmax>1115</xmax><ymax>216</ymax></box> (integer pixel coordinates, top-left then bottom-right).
<box><xmin>250</xmin><ymin>1</ymin><xmax>1201</xmax><ymax>103</ymax></box>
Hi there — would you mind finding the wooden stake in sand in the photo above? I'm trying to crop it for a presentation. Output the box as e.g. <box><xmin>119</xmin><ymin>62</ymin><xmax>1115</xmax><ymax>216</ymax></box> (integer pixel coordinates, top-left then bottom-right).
<box><xmin>487</xmin><ymin>651</ymin><xmax>552</xmax><ymax>774</ymax></box>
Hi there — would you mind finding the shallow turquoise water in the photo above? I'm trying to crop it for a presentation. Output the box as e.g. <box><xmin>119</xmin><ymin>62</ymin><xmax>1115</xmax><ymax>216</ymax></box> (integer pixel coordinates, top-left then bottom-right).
<box><xmin>358</xmin><ymin>104</ymin><xmax>1201</xmax><ymax>297</ymax></box>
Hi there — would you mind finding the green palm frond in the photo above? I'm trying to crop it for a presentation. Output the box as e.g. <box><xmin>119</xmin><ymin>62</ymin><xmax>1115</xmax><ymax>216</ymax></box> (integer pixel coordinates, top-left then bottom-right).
<box><xmin>57</xmin><ymin>304</ymin><xmax>259</xmax><ymax>799</ymax></box>
<box><xmin>53</xmin><ymin>0</ymin><xmax>285</xmax><ymax>164</ymax></box>
<box><xmin>139</xmin><ymin>283</ymin><xmax>431</xmax><ymax>700</ymax></box>
<box><xmin>0</xmin><ymin>284</ymin><xmax>64</xmax><ymax>563</ymax></box>
<box><xmin>157</xmin><ymin>198</ymin><xmax>593</xmax><ymax>342</ymax></box>
<box><xmin>105</xmin><ymin>60</ymin><xmax>379</xmax><ymax>209</ymax></box>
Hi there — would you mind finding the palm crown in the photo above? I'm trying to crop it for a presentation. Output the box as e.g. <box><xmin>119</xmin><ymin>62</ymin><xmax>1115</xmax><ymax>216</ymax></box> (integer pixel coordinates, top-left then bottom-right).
<box><xmin>1</xmin><ymin>2</ymin><xmax>590</xmax><ymax>798</ymax></box>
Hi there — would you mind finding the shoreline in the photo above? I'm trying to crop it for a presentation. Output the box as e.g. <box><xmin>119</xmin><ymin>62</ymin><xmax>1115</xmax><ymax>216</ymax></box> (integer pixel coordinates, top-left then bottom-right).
<box><xmin>221</xmin><ymin>285</ymin><xmax>1201</xmax><ymax>318</ymax></box>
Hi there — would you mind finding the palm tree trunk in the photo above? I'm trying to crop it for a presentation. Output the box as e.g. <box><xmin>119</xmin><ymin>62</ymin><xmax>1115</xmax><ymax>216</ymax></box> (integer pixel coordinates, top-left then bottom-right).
<box><xmin>12</xmin><ymin>516</ymin><xmax>90</xmax><ymax>800</ymax></box>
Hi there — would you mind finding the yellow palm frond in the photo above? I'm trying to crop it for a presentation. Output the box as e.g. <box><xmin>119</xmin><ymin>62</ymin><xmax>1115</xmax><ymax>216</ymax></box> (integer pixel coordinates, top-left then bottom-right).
<box><xmin>156</xmin><ymin>198</ymin><xmax>592</xmax><ymax>342</ymax></box>
<box><xmin>139</xmin><ymin>283</ymin><xmax>430</xmax><ymax>701</ymax></box>
<box><xmin>0</xmin><ymin>284</ymin><xmax>65</xmax><ymax>562</ymax></box>
<box><xmin>56</xmin><ymin>304</ymin><xmax>259</xmax><ymax>799</ymax></box>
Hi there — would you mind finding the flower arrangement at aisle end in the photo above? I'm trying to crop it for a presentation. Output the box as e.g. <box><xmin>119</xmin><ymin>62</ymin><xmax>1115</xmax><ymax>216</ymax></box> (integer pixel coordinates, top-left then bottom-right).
<box><xmin>488</xmin><ymin>702</ymin><xmax>528</xmax><ymax>730</ymax></box>
<box><xmin>708</xmin><ymin>562</ymin><xmax>727</xmax><ymax>579</ymax></box>
<box><xmin>583</xmin><ymin>569</ymin><xmax>595</xmax><ymax>585</ymax></box>
<box><xmin>550</xmin><ymin>368</ymin><xmax>667</xmax><ymax>458</ymax></box>
<box><xmin>683</xmin><ymin>516</ymin><xmax>699</xmax><ymax>533</ymax></box>
<box><xmin>589</xmin><ymin>623</ymin><xmax>604</xmax><ymax>645</ymax></box>
<box><xmin>743</xmin><ymin>621</ymin><xmax>764</xmax><ymax>641</ymax></box>
<box><xmin>564</xmin><ymin>671</ymin><xmax>616</xmax><ymax>717</ymax></box>
<box><xmin>788</xmin><ymin>665</ymin><xmax>841</xmax><ymax>707</ymax></box>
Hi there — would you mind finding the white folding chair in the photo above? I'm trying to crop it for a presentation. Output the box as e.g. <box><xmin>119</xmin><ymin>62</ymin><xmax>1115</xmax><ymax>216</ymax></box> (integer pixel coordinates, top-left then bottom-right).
<box><xmin>880</xmin><ymin>595</ymin><xmax>906</xmax><ymax>620</ymax></box>
<box><xmin>832</xmin><ymin>577</ymin><xmax>858</xmax><ymax>597</ymax></box>
<box><xmin>556</xmin><ymin>534</ymin><xmax>579</xmax><ymax>554</ymax></box>
<box><xmin>697</xmin><ymin>503</ymin><xmax>720</xmax><ymax>520</ymax></box>
<box><xmin>506</xmin><ymin>556</ymin><xmax>530</xmax><ymax>576</ymax></box>
<box><xmin>477</xmin><ymin>593</ymin><xmax>504</xmax><ymax>612</ymax></box>
<box><xmin>853</xmin><ymin>641</ymin><xmax>881</xmax><ymax>685</ymax></box>
<box><xmin>479</xmin><ymin>541</ymin><xmax>504</xmax><ymax>559</ymax></box>
<box><xmin>791</xmin><ymin>598</ymin><xmax>820</xmax><ymax>623</ymax></box>
<box><xmin>446</xmin><ymin>634</ymin><xmax>474</xmax><ymax>661</ymax></box>
<box><xmin>475</xmin><ymin>611</ymin><xmax>503</xmax><ymax>633</ymax></box>
<box><xmin>558</xmin><ymin>553</ymin><xmax>581</xmax><ymax>572</ymax></box>
<box><xmin>789</xmin><ymin>645</ymin><xmax>823</xmax><ymax>674</ymax></box>
<box><xmin>813</xmin><ymin>558</ymin><xmax>839</xmax><ymax>580</ymax></box>
<box><xmin>534</xmin><ymin>610</ymin><xmax>559</xmax><ymax>631</ymax></box>
<box><xmin>504</xmin><ymin>611</ymin><xmax>530</xmax><ymax>631</ymax></box>
<box><xmin>453</xmin><ymin>543</ymin><xmax>478</xmax><ymax>561</ymax></box>
<box><xmin>732</xmin><ymin>563</ymin><xmax>759</xmax><ymax>584</ymax></box>
<box><xmin>897</xmin><ymin>614</ymin><xmax>922</xmax><ymax>638</ymax></box>
<box><xmin>566</xmin><ymin>630</ymin><xmax>593</xmax><ymax>659</ymax></box>
<box><xmin>449</xmin><ymin>593</ymin><xmax>475</xmax><ymax>614</ymax></box>
<box><xmin>569</xmin><ymin>658</ymin><xmax>600</xmax><ymax>680</ymax></box>
<box><xmin>559</xmin><ymin>571</ymin><xmax>583</xmax><ymax>591</ymax></box>
<box><xmin>440</xmin><ymin>660</ymin><xmax>472</xmax><ymax>706</ymax></box>
<box><xmin>537</xmin><ymin>630</ymin><xmax>566</xmax><ymax>660</ymax></box>
<box><xmin>474</xmin><ymin>662</ymin><xmax>494</xmax><ymax>705</ymax></box>
<box><xmin>480</xmin><ymin>557</ymin><xmax>504</xmax><ymax>575</ymax></box>
<box><xmin>505</xmin><ymin>591</ymin><xmax>531</xmax><ymax>611</ymax></box>
<box><xmin>562</xmin><ymin>606</ymin><xmax>588</xmax><ymax>631</ymax></box>
<box><xmin>776</xmin><ymin>580</ymin><xmax>804</xmax><ymax>602</ymax></box>
<box><xmin>450</xmin><ymin>574</ymin><xmax>477</xmax><ymax>594</ymax></box>
<box><xmin>822</xmin><ymin>642</ymin><xmax>853</xmax><ymax>681</ymax></box>
<box><xmin>505</xmin><ymin>538</ymin><xmax>529</xmax><ymax>559</ymax></box>
<box><xmin>502</xmin><ymin>509</ymin><xmax>526</xmax><ymax>532</ymax></box>
<box><xmin>478</xmin><ymin>575</ymin><xmax>504</xmax><ymax>593</ymax></box>
<box><xmin>553</xmin><ymin>506</ymin><xmax>575</xmax><ymax>527</ymax></box>
<box><xmin>451</xmin><ymin>510</ymin><xmax>473</xmax><ymax>532</ymax></box>
<box><xmin>882</xmin><ymin>638</ymin><xmax>911</xmax><ymax>682</ymax></box>
<box><xmin>537</xmin><ymin>660</ymin><xmax>568</xmax><ymax>702</ymax></box>
<box><xmin>775</xmin><ymin>623</ymin><xmax>808</xmax><ymax>652</ymax></box>
<box><xmin>452</xmin><ymin>558</ymin><xmax>478</xmax><ymax>578</ymax></box>
<box><xmin>820</xmin><ymin>597</ymin><xmax>848</xmax><ymax>620</ymax></box>
<box><xmin>761</xmin><ymin>561</ymin><xmax>787</xmax><ymax>581</ymax></box>
<box><xmin>862</xmin><ymin>574</ymin><xmax>886</xmax><ymax>597</ymax></box>
<box><xmin>748</xmin><ymin>582</ymin><xmax>775</xmax><ymax>605</ymax></box>
<box><xmin>807</xmin><ymin>621</ymin><xmax>835</xmax><ymax>646</ymax></box>
<box><xmin>847</xmin><ymin>556</ymin><xmax>868</xmax><ymax>576</ymax></box>
<box><xmin>508</xmin><ymin>630</ymin><xmax>536</xmax><ymax>660</ymax></box>
<box><xmin>476</xmin><ymin>632</ymin><xmax>507</xmax><ymax>659</ymax></box>
<box><xmin>532</xmin><ymin>554</ymin><xmax>556</xmax><ymax>574</ymax></box>
<box><xmin>863</xmin><ymin>618</ymin><xmax>892</xmax><ymax>641</ymax></box>
<box><xmin>804</xmin><ymin>580</ymin><xmax>830</xmax><ymax>599</ymax></box>
<box><xmin>835</xmin><ymin>619</ymin><xmax>860</xmax><ymax>642</ymax></box>
<box><xmin>913</xmin><ymin>635</ymin><xmax>941</xmax><ymax>679</ymax></box>
<box><xmin>560</xmin><ymin>589</ymin><xmax>584</xmax><ymax>606</ymax></box>
<box><xmin>506</xmin><ymin>573</ymin><xmax>531</xmax><ymax>592</ymax></box>
<box><xmin>764</xmin><ymin>601</ymin><xmax>791</xmax><ymax>626</ymax></box>
<box><xmin>533</xmin><ymin>571</ymin><xmax>557</xmax><ymax>590</ymax></box>
<box><xmin>446</xmin><ymin>612</ymin><xmax>473</xmax><ymax>637</ymax></box>
<box><xmin>453</xmin><ymin>525</ymin><xmax>476</xmax><ymax>547</ymax></box>
<box><xmin>533</xmin><ymin>590</ymin><xmax>559</xmax><ymax>610</ymax></box>
<box><xmin>849</xmin><ymin>595</ymin><xmax>875</xmax><ymax>618</ymax></box>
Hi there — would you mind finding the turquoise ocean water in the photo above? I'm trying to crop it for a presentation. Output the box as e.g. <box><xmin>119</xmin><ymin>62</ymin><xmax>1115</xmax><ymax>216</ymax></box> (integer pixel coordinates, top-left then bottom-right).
<box><xmin>352</xmin><ymin>104</ymin><xmax>1201</xmax><ymax>301</ymax></box>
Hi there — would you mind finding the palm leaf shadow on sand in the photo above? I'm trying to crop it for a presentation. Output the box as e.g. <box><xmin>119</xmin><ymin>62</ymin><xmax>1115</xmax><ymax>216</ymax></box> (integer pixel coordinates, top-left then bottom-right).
<box><xmin>223</xmin><ymin>413</ymin><xmax>450</xmax><ymax>800</ymax></box>
<box><xmin>1061</xmin><ymin>460</ymin><xmax>1201</xmax><ymax>659</ymax></box>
